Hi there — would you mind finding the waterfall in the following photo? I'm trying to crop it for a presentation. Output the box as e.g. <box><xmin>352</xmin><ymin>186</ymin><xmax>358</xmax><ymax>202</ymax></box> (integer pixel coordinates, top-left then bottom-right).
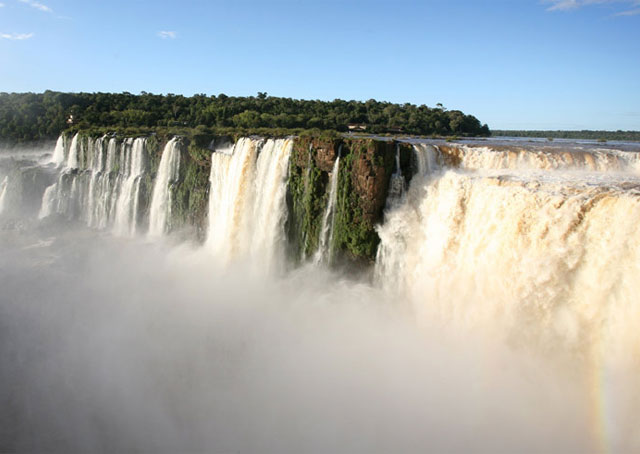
<box><xmin>375</xmin><ymin>144</ymin><xmax>441</xmax><ymax>288</ymax></box>
<box><xmin>40</xmin><ymin>134</ymin><xmax>148</xmax><ymax>236</ymax></box>
<box><xmin>38</xmin><ymin>184</ymin><xmax>56</xmax><ymax>219</ymax></box>
<box><xmin>413</xmin><ymin>143</ymin><xmax>440</xmax><ymax>175</ymax></box>
<box><xmin>300</xmin><ymin>143</ymin><xmax>314</xmax><ymax>262</ymax></box>
<box><xmin>50</xmin><ymin>135</ymin><xmax>66</xmax><ymax>166</ymax></box>
<box><xmin>66</xmin><ymin>133</ymin><xmax>80</xmax><ymax>169</ymax></box>
<box><xmin>440</xmin><ymin>144</ymin><xmax>640</xmax><ymax>172</ymax></box>
<box><xmin>385</xmin><ymin>143</ymin><xmax>407</xmax><ymax>208</ymax></box>
<box><xmin>148</xmin><ymin>138</ymin><xmax>181</xmax><ymax>238</ymax></box>
<box><xmin>113</xmin><ymin>138</ymin><xmax>147</xmax><ymax>236</ymax></box>
<box><xmin>207</xmin><ymin>137</ymin><xmax>292</xmax><ymax>269</ymax></box>
<box><xmin>0</xmin><ymin>176</ymin><xmax>8</xmax><ymax>215</ymax></box>
<box><xmin>375</xmin><ymin>143</ymin><xmax>640</xmax><ymax>358</ymax></box>
<box><xmin>314</xmin><ymin>154</ymin><xmax>341</xmax><ymax>265</ymax></box>
<box><xmin>85</xmin><ymin>137</ymin><xmax>104</xmax><ymax>226</ymax></box>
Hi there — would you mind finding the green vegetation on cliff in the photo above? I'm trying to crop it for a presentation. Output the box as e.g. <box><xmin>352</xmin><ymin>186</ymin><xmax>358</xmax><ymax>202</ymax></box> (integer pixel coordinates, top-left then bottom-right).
<box><xmin>0</xmin><ymin>91</ymin><xmax>490</xmax><ymax>142</ymax></box>
<box><xmin>49</xmin><ymin>128</ymin><xmax>418</xmax><ymax>267</ymax></box>
<box><xmin>170</xmin><ymin>138</ymin><xmax>213</xmax><ymax>240</ymax></box>
<box><xmin>287</xmin><ymin>137</ymin><xmax>401</xmax><ymax>265</ymax></box>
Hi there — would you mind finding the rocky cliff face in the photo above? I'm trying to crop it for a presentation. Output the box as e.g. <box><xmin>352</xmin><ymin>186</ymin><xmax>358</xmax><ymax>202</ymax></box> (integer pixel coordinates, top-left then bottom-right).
<box><xmin>36</xmin><ymin>130</ymin><xmax>419</xmax><ymax>267</ymax></box>
<box><xmin>148</xmin><ymin>133</ymin><xmax>418</xmax><ymax>265</ymax></box>
<box><xmin>286</xmin><ymin>137</ymin><xmax>415</xmax><ymax>265</ymax></box>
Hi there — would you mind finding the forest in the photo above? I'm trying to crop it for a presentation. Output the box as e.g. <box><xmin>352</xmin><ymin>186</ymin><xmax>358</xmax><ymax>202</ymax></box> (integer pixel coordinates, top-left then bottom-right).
<box><xmin>0</xmin><ymin>91</ymin><xmax>490</xmax><ymax>141</ymax></box>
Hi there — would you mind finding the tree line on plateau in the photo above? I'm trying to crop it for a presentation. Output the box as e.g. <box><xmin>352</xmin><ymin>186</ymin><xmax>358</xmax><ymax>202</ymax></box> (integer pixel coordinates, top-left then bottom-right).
<box><xmin>0</xmin><ymin>91</ymin><xmax>490</xmax><ymax>141</ymax></box>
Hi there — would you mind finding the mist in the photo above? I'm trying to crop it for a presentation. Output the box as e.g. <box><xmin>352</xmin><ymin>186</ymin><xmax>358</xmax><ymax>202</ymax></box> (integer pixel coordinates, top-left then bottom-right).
<box><xmin>3</xmin><ymin>135</ymin><xmax>640</xmax><ymax>453</ymax></box>
<box><xmin>0</xmin><ymin>221</ymin><xmax>597</xmax><ymax>453</ymax></box>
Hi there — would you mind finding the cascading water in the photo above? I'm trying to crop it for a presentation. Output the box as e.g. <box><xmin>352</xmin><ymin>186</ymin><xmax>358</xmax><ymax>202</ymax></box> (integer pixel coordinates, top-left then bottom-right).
<box><xmin>7</xmin><ymin>135</ymin><xmax>640</xmax><ymax>452</ymax></box>
<box><xmin>375</xmin><ymin>143</ymin><xmax>640</xmax><ymax>360</ymax></box>
<box><xmin>206</xmin><ymin>137</ymin><xmax>292</xmax><ymax>270</ymax></box>
<box><xmin>148</xmin><ymin>138</ymin><xmax>181</xmax><ymax>238</ymax></box>
<box><xmin>385</xmin><ymin>143</ymin><xmax>407</xmax><ymax>208</ymax></box>
<box><xmin>112</xmin><ymin>138</ymin><xmax>147</xmax><ymax>236</ymax></box>
<box><xmin>50</xmin><ymin>134</ymin><xmax>66</xmax><ymax>166</ymax></box>
<box><xmin>412</xmin><ymin>142</ymin><xmax>440</xmax><ymax>175</ymax></box>
<box><xmin>314</xmin><ymin>153</ymin><xmax>341</xmax><ymax>265</ymax></box>
<box><xmin>300</xmin><ymin>143</ymin><xmax>314</xmax><ymax>262</ymax></box>
<box><xmin>84</xmin><ymin>136</ymin><xmax>104</xmax><ymax>227</ymax></box>
<box><xmin>39</xmin><ymin>134</ymin><xmax>84</xmax><ymax>219</ymax></box>
<box><xmin>66</xmin><ymin>133</ymin><xmax>80</xmax><ymax>169</ymax></box>
<box><xmin>0</xmin><ymin>175</ymin><xmax>8</xmax><ymax>215</ymax></box>
<box><xmin>39</xmin><ymin>134</ymin><xmax>148</xmax><ymax>236</ymax></box>
<box><xmin>441</xmin><ymin>143</ymin><xmax>640</xmax><ymax>171</ymax></box>
<box><xmin>375</xmin><ymin>143</ymin><xmax>441</xmax><ymax>289</ymax></box>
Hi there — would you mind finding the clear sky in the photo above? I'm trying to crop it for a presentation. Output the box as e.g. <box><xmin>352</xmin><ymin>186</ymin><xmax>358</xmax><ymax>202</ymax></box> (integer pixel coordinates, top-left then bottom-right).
<box><xmin>1</xmin><ymin>0</ymin><xmax>639</xmax><ymax>130</ymax></box>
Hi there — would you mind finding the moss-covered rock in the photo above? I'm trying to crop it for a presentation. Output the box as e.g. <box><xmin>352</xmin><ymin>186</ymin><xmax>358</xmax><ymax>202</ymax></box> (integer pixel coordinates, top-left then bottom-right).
<box><xmin>66</xmin><ymin>128</ymin><xmax>408</xmax><ymax>266</ymax></box>
<box><xmin>286</xmin><ymin>137</ymin><xmax>335</xmax><ymax>263</ymax></box>
<box><xmin>286</xmin><ymin>136</ymin><xmax>400</xmax><ymax>266</ymax></box>
<box><xmin>169</xmin><ymin>138</ymin><xmax>211</xmax><ymax>241</ymax></box>
<box><xmin>330</xmin><ymin>139</ymin><xmax>396</xmax><ymax>265</ymax></box>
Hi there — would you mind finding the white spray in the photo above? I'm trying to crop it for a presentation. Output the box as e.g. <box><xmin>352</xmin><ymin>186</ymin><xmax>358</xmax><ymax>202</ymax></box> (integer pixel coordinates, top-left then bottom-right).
<box><xmin>314</xmin><ymin>152</ymin><xmax>341</xmax><ymax>265</ymax></box>
<box><xmin>148</xmin><ymin>138</ymin><xmax>181</xmax><ymax>238</ymax></box>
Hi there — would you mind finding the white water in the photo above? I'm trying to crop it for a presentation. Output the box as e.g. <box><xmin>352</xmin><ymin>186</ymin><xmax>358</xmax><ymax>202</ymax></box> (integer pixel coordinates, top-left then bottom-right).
<box><xmin>113</xmin><ymin>138</ymin><xmax>147</xmax><ymax>236</ymax></box>
<box><xmin>413</xmin><ymin>143</ymin><xmax>440</xmax><ymax>174</ymax></box>
<box><xmin>7</xmin><ymin>137</ymin><xmax>640</xmax><ymax>451</ymax></box>
<box><xmin>39</xmin><ymin>135</ymin><xmax>148</xmax><ymax>235</ymax></box>
<box><xmin>207</xmin><ymin>137</ymin><xmax>292</xmax><ymax>270</ymax></box>
<box><xmin>377</xmin><ymin>144</ymin><xmax>640</xmax><ymax>356</ymax></box>
<box><xmin>38</xmin><ymin>184</ymin><xmax>57</xmax><ymax>219</ymax></box>
<box><xmin>300</xmin><ymin>143</ymin><xmax>314</xmax><ymax>262</ymax></box>
<box><xmin>373</xmin><ymin>143</ymin><xmax>640</xmax><ymax>451</ymax></box>
<box><xmin>376</xmin><ymin>144</ymin><xmax>440</xmax><ymax>288</ymax></box>
<box><xmin>441</xmin><ymin>143</ymin><xmax>640</xmax><ymax>171</ymax></box>
<box><xmin>65</xmin><ymin>133</ymin><xmax>80</xmax><ymax>169</ymax></box>
<box><xmin>50</xmin><ymin>135</ymin><xmax>66</xmax><ymax>166</ymax></box>
<box><xmin>385</xmin><ymin>143</ymin><xmax>408</xmax><ymax>208</ymax></box>
<box><xmin>148</xmin><ymin>138</ymin><xmax>181</xmax><ymax>238</ymax></box>
<box><xmin>314</xmin><ymin>155</ymin><xmax>341</xmax><ymax>265</ymax></box>
<box><xmin>0</xmin><ymin>175</ymin><xmax>8</xmax><ymax>215</ymax></box>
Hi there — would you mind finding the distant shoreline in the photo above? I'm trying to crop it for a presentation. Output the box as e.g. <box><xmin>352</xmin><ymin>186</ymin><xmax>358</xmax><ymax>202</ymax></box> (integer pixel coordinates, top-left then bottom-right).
<box><xmin>491</xmin><ymin>130</ymin><xmax>640</xmax><ymax>142</ymax></box>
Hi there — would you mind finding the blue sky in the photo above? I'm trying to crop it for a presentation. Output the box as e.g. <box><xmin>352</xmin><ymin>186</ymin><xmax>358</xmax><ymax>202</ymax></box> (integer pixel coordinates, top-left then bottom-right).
<box><xmin>1</xmin><ymin>0</ymin><xmax>639</xmax><ymax>130</ymax></box>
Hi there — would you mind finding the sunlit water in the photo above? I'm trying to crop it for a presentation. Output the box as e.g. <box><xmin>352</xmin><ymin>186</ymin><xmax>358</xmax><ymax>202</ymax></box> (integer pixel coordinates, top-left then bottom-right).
<box><xmin>1</xmin><ymin>137</ymin><xmax>640</xmax><ymax>452</ymax></box>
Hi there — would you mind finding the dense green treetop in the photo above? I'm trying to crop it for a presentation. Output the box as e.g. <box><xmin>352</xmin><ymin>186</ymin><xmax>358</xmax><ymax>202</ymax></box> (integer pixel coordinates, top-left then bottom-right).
<box><xmin>0</xmin><ymin>91</ymin><xmax>490</xmax><ymax>141</ymax></box>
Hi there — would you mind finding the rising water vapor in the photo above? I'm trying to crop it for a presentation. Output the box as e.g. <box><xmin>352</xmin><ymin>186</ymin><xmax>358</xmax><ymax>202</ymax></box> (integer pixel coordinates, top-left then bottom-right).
<box><xmin>2</xmin><ymin>137</ymin><xmax>640</xmax><ymax>452</ymax></box>
<box><xmin>0</xmin><ymin>225</ymin><xmax>596</xmax><ymax>453</ymax></box>
<box><xmin>375</xmin><ymin>143</ymin><xmax>640</xmax><ymax>452</ymax></box>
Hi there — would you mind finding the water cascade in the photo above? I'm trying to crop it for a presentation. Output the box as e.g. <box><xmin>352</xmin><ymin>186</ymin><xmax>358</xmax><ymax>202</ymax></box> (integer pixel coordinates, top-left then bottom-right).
<box><xmin>412</xmin><ymin>143</ymin><xmax>441</xmax><ymax>175</ymax></box>
<box><xmin>314</xmin><ymin>153</ymin><xmax>341</xmax><ymax>265</ymax></box>
<box><xmin>39</xmin><ymin>135</ymin><xmax>148</xmax><ymax>236</ymax></box>
<box><xmin>385</xmin><ymin>143</ymin><xmax>407</xmax><ymax>208</ymax></box>
<box><xmin>65</xmin><ymin>133</ymin><xmax>80</xmax><ymax>169</ymax></box>
<box><xmin>0</xmin><ymin>175</ymin><xmax>8</xmax><ymax>215</ymax></box>
<box><xmin>148</xmin><ymin>138</ymin><xmax>181</xmax><ymax>238</ymax></box>
<box><xmin>112</xmin><ymin>138</ymin><xmax>147</xmax><ymax>236</ymax></box>
<box><xmin>299</xmin><ymin>143</ymin><xmax>314</xmax><ymax>262</ymax></box>
<box><xmin>50</xmin><ymin>134</ymin><xmax>66</xmax><ymax>166</ymax></box>
<box><xmin>375</xmin><ymin>144</ymin><xmax>441</xmax><ymax>288</ymax></box>
<box><xmin>441</xmin><ymin>144</ymin><xmax>640</xmax><ymax>171</ymax></box>
<box><xmin>375</xmin><ymin>143</ymin><xmax>640</xmax><ymax>362</ymax></box>
<box><xmin>207</xmin><ymin>137</ymin><xmax>293</xmax><ymax>269</ymax></box>
<box><xmin>7</xmin><ymin>134</ymin><xmax>640</xmax><ymax>451</ymax></box>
